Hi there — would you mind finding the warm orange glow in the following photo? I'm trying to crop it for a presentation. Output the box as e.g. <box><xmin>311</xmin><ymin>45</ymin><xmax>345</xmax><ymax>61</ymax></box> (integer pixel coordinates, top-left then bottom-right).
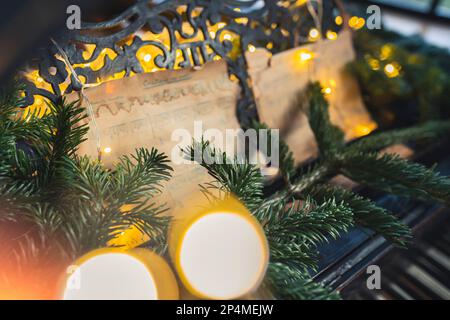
<box><xmin>322</xmin><ymin>87</ymin><xmax>332</xmax><ymax>96</ymax></box>
<box><xmin>308</xmin><ymin>28</ymin><xmax>320</xmax><ymax>41</ymax></box>
<box><xmin>352</xmin><ymin>122</ymin><xmax>378</xmax><ymax>138</ymax></box>
<box><xmin>380</xmin><ymin>44</ymin><xmax>393</xmax><ymax>61</ymax></box>
<box><xmin>384</xmin><ymin>62</ymin><xmax>401</xmax><ymax>78</ymax></box>
<box><xmin>0</xmin><ymin>222</ymin><xmax>69</xmax><ymax>299</ymax></box>
<box><xmin>294</xmin><ymin>0</ymin><xmax>308</xmax><ymax>6</ymax></box>
<box><xmin>349</xmin><ymin>16</ymin><xmax>365</xmax><ymax>30</ymax></box>
<box><xmin>326</xmin><ymin>30</ymin><xmax>338</xmax><ymax>41</ymax></box>
<box><xmin>368</xmin><ymin>58</ymin><xmax>381</xmax><ymax>71</ymax></box>
<box><xmin>234</xmin><ymin>17</ymin><xmax>248</xmax><ymax>25</ymax></box>
<box><xmin>298</xmin><ymin>49</ymin><xmax>314</xmax><ymax>62</ymax></box>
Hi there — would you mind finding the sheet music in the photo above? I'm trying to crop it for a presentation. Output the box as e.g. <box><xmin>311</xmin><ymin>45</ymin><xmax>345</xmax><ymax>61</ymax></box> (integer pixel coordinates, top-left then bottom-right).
<box><xmin>74</xmin><ymin>60</ymin><xmax>242</xmax><ymax>221</ymax></box>
<box><xmin>246</xmin><ymin>30</ymin><xmax>377</xmax><ymax>164</ymax></box>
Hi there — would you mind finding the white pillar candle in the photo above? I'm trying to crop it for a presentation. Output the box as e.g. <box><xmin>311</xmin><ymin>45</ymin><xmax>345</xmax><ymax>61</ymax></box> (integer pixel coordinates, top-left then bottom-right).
<box><xmin>62</xmin><ymin>248</ymin><xmax>178</xmax><ymax>300</ymax></box>
<box><xmin>169</xmin><ymin>197</ymin><xmax>269</xmax><ymax>300</ymax></box>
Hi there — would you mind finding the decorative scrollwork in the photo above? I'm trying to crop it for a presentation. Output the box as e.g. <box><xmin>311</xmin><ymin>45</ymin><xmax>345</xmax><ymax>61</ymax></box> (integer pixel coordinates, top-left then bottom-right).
<box><xmin>20</xmin><ymin>0</ymin><xmax>344</xmax><ymax>126</ymax></box>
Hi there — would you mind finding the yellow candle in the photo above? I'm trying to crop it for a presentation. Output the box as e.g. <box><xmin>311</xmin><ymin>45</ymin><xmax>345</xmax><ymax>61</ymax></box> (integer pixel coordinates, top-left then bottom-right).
<box><xmin>61</xmin><ymin>248</ymin><xmax>179</xmax><ymax>300</ymax></box>
<box><xmin>169</xmin><ymin>197</ymin><xmax>269</xmax><ymax>300</ymax></box>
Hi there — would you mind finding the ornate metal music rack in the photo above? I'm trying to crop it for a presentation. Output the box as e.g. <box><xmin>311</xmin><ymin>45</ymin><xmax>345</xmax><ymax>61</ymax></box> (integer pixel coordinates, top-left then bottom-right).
<box><xmin>20</xmin><ymin>0</ymin><xmax>342</xmax><ymax>126</ymax></box>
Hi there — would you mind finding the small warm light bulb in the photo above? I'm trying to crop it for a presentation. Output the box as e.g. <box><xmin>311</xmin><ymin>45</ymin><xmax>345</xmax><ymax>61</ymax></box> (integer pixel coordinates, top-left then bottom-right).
<box><xmin>223</xmin><ymin>34</ymin><xmax>233</xmax><ymax>41</ymax></box>
<box><xmin>103</xmin><ymin>147</ymin><xmax>112</xmax><ymax>154</ymax></box>
<box><xmin>209</xmin><ymin>31</ymin><xmax>216</xmax><ymax>38</ymax></box>
<box><xmin>385</xmin><ymin>64</ymin><xmax>395</xmax><ymax>75</ymax></box>
<box><xmin>380</xmin><ymin>44</ymin><xmax>393</xmax><ymax>61</ymax></box>
<box><xmin>335</xmin><ymin>15</ymin><xmax>343</xmax><ymax>26</ymax></box>
<box><xmin>326</xmin><ymin>30</ymin><xmax>338</xmax><ymax>41</ymax></box>
<box><xmin>349</xmin><ymin>16</ymin><xmax>365</xmax><ymax>29</ymax></box>
<box><xmin>349</xmin><ymin>16</ymin><xmax>365</xmax><ymax>30</ymax></box>
<box><xmin>37</xmin><ymin>77</ymin><xmax>44</xmax><ymax>83</ymax></box>
<box><xmin>322</xmin><ymin>87</ymin><xmax>332</xmax><ymax>96</ymax></box>
<box><xmin>299</xmin><ymin>49</ymin><xmax>314</xmax><ymax>62</ymax></box>
<box><xmin>248</xmin><ymin>44</ymin><xmax>256</xmax><ymax>53</ymax></box>
<box><xmin>384</xmin><ymin>63</ymin><xmax>401</xmax><ymax>78</ymax></box>
<box><xmin>309</xmin><ymin>28</ymin><xmax>320</xmax><ymax>41</ymax></box>
<box><xmin>143</xmin><ymin>54</ymin><xmax>152</xmax><ymax>62</ymax></box>
<box><xmin>349</xmin><ymin>16</ymin><xmax>358</xmax><ymax>27</ymax></box>
<box><xmin>368</xmin><ymin>58</ymin><xmax>380</xmax><ymax>71</ymax></box>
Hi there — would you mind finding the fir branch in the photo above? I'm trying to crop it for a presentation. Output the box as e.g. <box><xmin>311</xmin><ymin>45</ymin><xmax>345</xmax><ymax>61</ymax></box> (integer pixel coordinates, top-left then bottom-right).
<box><xmin>112</xmin><ymin>148</ymin><xmax>173</xmax><ymax>205</ymax></box>
<box><xmin>257</xmin><ymin>162</ymin><xmax>335</xmax><ymax>215</ymax></box>
<box><xmin>53</xmin><ymin>152</ymin><xmax>172</xmax><ymax>255</ymax></box>
<box><xmin>266</xmin><ymin>263</ymin><xmax>340</xmax><ymax>300</ymax></box>
<box><xmin>264</xmin><ymin>198</ymin><xmax>354</xmax><ymax>247</ymax></box>
<box><xmin>21</xmin><ymin>202</ymin><xmax>62</xmax><ymax>236</ymax></box>
<box><xmin>341</xmin><ymin>152</ymin><xmax>450</xmax><ymax>206</ymax></box>
<box><xmin>0</xmin><ymin>81</ymin><xmax>25</xmax><ymax>119</ymax></box>
<box><xmin>306</xmin><ymin>82</ymin><xmax>345</xmax><ymax>158</ymax></box>
<box><xmin>42</xmin><ymin>99</ymin><xmax>88</xmax><ymax>179</ymax></box>
<box><xmin>263</xmin><ymin>198</ymin><xmax>354</xmax><ymax>272</ymax></box>
<box><xmin>183</xmin><ymin>140</ymin><xmax>264</xmax><ymax>211</ymax></box>
<box><xmin>269</xmin><ymin>242</ymin><xmax>318</xmax><ymax>273</ymax></box>
<box><xmin>350</xmin><ymin>121</ymin><xmax>450</xmax><ymax>152</ymax></box>
<box><xmin>309</xmin><ymin>185</ymin><xmax>411</xmax><ymax>246</ymax></box>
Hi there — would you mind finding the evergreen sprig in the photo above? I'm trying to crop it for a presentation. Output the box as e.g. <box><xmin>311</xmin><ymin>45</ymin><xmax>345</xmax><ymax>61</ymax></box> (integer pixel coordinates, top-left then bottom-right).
<box><xmin>264</xmin><ymin>198</ymin><xmax>354</xmax><ymax>272</ymax></box>
<box><xmin>265</xmin><ymin>263</ymin><xmax>340</xmax><ymax>300</ymax></box>
<box><xmin>183</xmin><ymin>140</ymin><xmax>264</xmax><ymax>211</ymax></box>
<box><xmin>306</xmin><ymin>83</ymin><xmax>345</xmax><ymax>158</ymax></box>
<box><xmin>0</xmin><ymin>88</ymin><xmax>172</xmax><ymax>262</ymax></box>
<box><xmin>309</xmin><ymin>185</ymin><xmax>411</xmax><ymax>246</ymax></box>
<box><xmin>350</xmin><ymin>121</ymin><xmax>450</xmax><ymax>152</ymax></box>
<box><xmin>340</xmin><ymin>152</ymin><xmax>450</xmax><ymax>206</ymax></box>
<box><xmin>263</xmin><ymin>199</ymin><xmax>353</xmax><ymax>247</ymax></box>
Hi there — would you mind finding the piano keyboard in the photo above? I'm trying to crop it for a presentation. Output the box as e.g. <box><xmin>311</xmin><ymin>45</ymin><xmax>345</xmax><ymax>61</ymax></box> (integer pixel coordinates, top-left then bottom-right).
<box><xmin>341</xmin><ymin>213</ymin><xmax>450</xmax><ymax>300</ymax></box>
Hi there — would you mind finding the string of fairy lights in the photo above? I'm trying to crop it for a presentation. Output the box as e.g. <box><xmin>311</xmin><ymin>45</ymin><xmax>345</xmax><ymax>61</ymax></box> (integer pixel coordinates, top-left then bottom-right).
<box><xmin>24</xmin><ymin>7</ymin><xmax>381</xmax><ymax>156</ymax></box>
<box><xmin>23</xmin><ymin>3</ymin><xmax>369</xmax><ymax>112</ymax></box>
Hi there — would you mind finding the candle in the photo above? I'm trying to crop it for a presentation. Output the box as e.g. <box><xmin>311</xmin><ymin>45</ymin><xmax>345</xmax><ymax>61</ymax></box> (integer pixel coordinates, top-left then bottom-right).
<box><xmin>62</xmin><ymin>248</ymin><xmax>179</xmax><ymax>300</ymax></box>
<box><xmin>169</xmin><ymin>197</ymin><xmax>269</xmax><ymax>300</ymax></box>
